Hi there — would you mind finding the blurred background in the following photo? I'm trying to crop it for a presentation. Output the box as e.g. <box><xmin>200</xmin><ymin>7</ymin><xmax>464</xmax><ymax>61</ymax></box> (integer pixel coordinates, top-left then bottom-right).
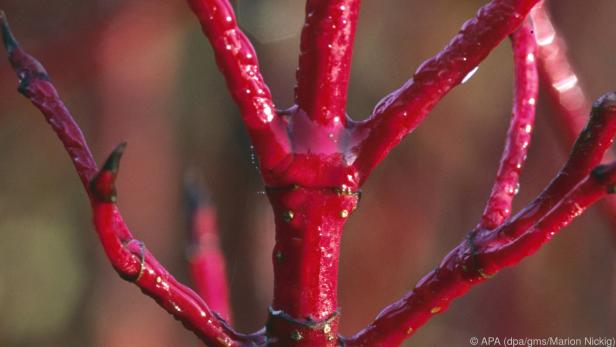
<box><xmin>0</xmin><ymin>1</ymin><xmax>614</xmax><ymax>346</ymax></box>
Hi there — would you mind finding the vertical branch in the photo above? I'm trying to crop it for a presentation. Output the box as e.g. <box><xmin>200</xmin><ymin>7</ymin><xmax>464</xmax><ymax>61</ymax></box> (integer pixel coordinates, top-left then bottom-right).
<box><xmin>185</xmin><ymin>177</ymin><xmax>232</xmax><ymax>322</ymax></box>
<box><xmin>295</xmin><ymin>0</ymin><xmax>361</xmax><ymax>127</ymax></box>
<box><xmin>187</xmin><ymin>0</ymin><xmax>291</xmax><ymax>173</ymax></box>
<box><xmin>479</xmin><ymin>19</ymin><xmax>538</xmax><ymax>230</ymax></box>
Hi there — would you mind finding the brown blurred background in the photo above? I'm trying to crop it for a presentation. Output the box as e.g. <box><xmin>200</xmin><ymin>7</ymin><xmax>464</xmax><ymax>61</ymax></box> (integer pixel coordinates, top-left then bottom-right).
<box><xmin>0</xmin><ymin>1</ymin><xmax>614</xmax><ymax>346</ymax></box>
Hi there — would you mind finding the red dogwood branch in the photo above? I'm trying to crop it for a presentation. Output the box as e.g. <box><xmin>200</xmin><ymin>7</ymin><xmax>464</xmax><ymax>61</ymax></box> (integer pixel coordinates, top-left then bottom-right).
<box><xmin>530</xmin><ymin>2</ymin><xmax>589</xmax><ymax>141</ymax></box>
<box><xmin>186</xmin><ymin>0</ymin><xmax>291</xmax><ymax>173</ymax></box>
<box><xmin>352</xmin><ymin>0</ymin><xmax>540</xmax><ymax>181</ymax></box>
<box><xmin>0</xmin><ymin>13</ymin><xmax>254</xmax><ymax>347</ymax></box>
<box><xmin>0</xmin><ymin>14</ymin><xmax>98</xmax><ymax>190</ymax></box>
<box><xmin>345</xmin><ymin>91</ymin><xmax>616</xmax><ymax>346</ymax></box>
<box><xmin>479</xmin><ymin>19</ymin><xmax>538</xmax><ymax>230</ymax></box>
<box><xmin>531</xmin><ymin>3</ymin><xmax>616</xmax><ymax>233</ymax></box>
<box><xmin>8</xmin><ymin>0</ymin><xmax>616</xmax><ymax>345</ymax></box>
<box><xmin>185</xmin><ymin>178</ymin><xmax>232</xmax><ymax>322</ymax></box>
<box><xmin>295</xmin><ymin>0</ymin><xmax>361</xmax><ymax>127</ymax></box>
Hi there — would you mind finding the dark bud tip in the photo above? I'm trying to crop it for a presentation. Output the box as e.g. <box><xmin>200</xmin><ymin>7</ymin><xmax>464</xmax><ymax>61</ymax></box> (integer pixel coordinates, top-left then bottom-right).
<box><xmin>90</xmin><ymin>142</ymin><xmax>127</xmax><ymax>202</ymax></box>
<box><xmin>591</xmin><ymin>91</ymin><xmax>616</xmax><ymax>116</ymax></box>
<box><xmin>102</xmin><ymin>142</ymin><xmax>127</xmax><ymax>174</ymax></box>
<box><xmin>183</xmin><ymin>168</ymin><xmax>211</xmax><ymax>211</ymax></box>
<box><xmin>0</xmin><ymin>11</ymin><xmax>19</xmax><ymax>54</ymax></box>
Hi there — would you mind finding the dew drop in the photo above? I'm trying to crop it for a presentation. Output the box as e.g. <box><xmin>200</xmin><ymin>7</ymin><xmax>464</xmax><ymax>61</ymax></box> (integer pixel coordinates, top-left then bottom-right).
<box><xmin>283</xmin><ymin>210</ymin><xmax>294</xmax><ymax>222</ymax></box>
<box><xmin>461</xmin><ymin>66</ymin><xmax>479</xmax><ymax>84</ymax></box>
<box><xmin>523</xmin><ymin>124</ymin><xmax>532</xmax><ymax>133</ymax></box>
<box><xmin>275</xmin><ymin>250</ymin><xmax>284</xmax><ymax>262</ymax></box>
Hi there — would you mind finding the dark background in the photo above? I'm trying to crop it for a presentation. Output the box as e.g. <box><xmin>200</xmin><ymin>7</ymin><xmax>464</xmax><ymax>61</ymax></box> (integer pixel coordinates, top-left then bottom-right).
<box><xmin>0</xmin><ymin>1</ymin><xmax>614</xmax><ymax>346</ymax></box>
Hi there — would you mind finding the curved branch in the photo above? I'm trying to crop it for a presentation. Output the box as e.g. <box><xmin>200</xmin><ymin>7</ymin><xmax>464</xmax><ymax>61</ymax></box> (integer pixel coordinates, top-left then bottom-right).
<box><xmin>351</xmin><ymin>0</ymin><xmax>540</xmax><ymax>182</ymax></box>
<box><xmin>186</xmin><ymin>0</ymin><xmax>291</xmax><ymax>172</ymax></box>
<box><xmin>479</xmin><ymin>19</ymin><xmax>538</xmax><ymax>230</ymax></box>
<box><xmin>346</xmin><ymin>91</ymin><xmax>616</xmax><ymax>347</ymax></box>
<box><xmin>1</xmin><ymin>12</ymin><xmax>98</xmax><ymax>190</ymax></box>
<box><xmin>295</xmin><ymin>0</ymin><xmax>361</xmax><ymax>127</ymax></box>
<box><xmin>1</xmin><ymin>13</ymin><xmax>251</xmax><ymax>347</ymax></box>
<box><xmin>92</xmin><ymin>148</ymin><xmax>243</xmax><ymax>347</ymax></box>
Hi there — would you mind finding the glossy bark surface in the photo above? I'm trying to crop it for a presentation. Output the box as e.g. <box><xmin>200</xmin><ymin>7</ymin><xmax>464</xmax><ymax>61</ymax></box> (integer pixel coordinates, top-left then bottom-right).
<box><xmin>4</xmin><ymin>0</ymin><xmax>616</xmax><ymax>346</ymax></box>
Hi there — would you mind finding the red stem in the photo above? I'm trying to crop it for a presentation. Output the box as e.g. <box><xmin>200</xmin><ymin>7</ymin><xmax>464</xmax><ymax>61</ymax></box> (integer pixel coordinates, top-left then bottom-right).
<box><xmin>531</xmin><ymin>3</ymin><xmax>616</xmax><ymax>233</ymax></box>
<box><xmin>346</xmin><ymin>91</ymin><xmax>616</xmax><ymax>346</ymax></box>
<box><xmin>0</xmin><ymin>14</ymin><xmax>98</xmax><ymax>190</ymax></box>
<box><xmin>266</xmin><ymin>186</ymin><xmax>359</xmax><ymax>346</ymax></box>
<box><xmin>0</xmin><ymin>14</ymin><xmax>253</xmax><ymax>347</ymax></box>
<box><xmin>479</xmin><ymin>19</ymin><xmax>538</xmax><ymax>230</ymax></box>
<box><xmin>531</xmin><ymin>2</ymin><xmax>589</xmax><ymax>140</ymax></box>
<box><xmin>295</xmin><ymin>0</ymin><xmax>361</xmax><ymax>127</ymax></box>
<box><xmin>186</xmin><ymin>182</ymin><xmax>232</xmax><ymax>322</ymax></box>
<box><xmin>186</xmin><ymin>0</ymin><xmax>291</xmax><ymax>174</ymax></box>
<box><xmin>352</xmin><ymin>0</ymin><xmax>540</xmax><ymax>182</ymax></box>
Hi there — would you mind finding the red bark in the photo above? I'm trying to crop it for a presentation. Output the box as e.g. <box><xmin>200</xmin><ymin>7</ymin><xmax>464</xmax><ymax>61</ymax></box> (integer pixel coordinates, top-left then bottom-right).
<box><xmin>351</xmin><ymin>0</ymin><xmax>540</xmax><ymax>181</ymax></box>
<box><xmin>4</xmin><ymin>0</ymin><xmax>616</xmax><ymax>345</ymax></box>
<box><xmin>295</xmin><ymin>0</ymin><xmax>361</xmax><ymax>127</ymax></box>
<box><xmin>1</xmin><ymin>13</ymin><xmax>253</xmax><ymax>347</ymax></box>
<box><xmin>531</xmin><ymin>3</ymin><xmax>616</xmax><ymax>234</ymax></box>
<box><xmin>345</xmin><ymin>92</ymin><xmax>616</xmax><ymax>347</ymax></box>
<box><xmin>186</xmin><ymin>180</ymin><xmax>232</xmax><ymax>322</ymax></box>
<box><xmin>479</xmin><ymin>19</ymin><xmax>538</xmax><ymax>230</ymax></box>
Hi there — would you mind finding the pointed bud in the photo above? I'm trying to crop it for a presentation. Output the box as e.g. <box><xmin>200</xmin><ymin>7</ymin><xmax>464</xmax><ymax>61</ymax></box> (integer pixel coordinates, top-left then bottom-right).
<box><xmin>0</xmin><ymin>11</ymin><xmax>18</xmax><ymax>54</ymax></box>
<box><xmin>90</xmin><ymin>142</ymin><xmax>127</xmax><ymax>202</ymax></box>
<box><xmin>102</xmin><ymin>142</ymin><xmax>127</xmax><ymax>174</ymax></box>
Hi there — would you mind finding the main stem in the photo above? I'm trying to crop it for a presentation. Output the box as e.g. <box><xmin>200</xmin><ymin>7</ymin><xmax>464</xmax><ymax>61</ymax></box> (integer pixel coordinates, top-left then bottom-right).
<box><xmin>266</xmin><ymin>186</ymin><xmax>359</xmax><ymax>346</ymax></box>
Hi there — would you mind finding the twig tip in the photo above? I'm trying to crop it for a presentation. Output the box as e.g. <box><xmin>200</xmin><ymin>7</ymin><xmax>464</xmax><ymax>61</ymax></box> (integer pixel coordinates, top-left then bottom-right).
<box><xmin>593</xmin><ymin>91</ymin><xmax>616</xmax><ymax>113</ymax></box>
<box><xmin>0</xmin><ymin>11</ymin><xmax>18</xmax><ymax>54</ymax></box>
<box><xmin>102</xmin><ymin>142</ymin><xmax>127</xmax><ymax>174</ymax></box>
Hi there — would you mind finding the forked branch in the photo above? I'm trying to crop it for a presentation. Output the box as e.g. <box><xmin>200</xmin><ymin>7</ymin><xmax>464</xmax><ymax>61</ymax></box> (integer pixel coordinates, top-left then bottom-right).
<box><xmin>346</xmin><ymin>91</ymin><xmax>616</xmax><ymax>346</ymax></box>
